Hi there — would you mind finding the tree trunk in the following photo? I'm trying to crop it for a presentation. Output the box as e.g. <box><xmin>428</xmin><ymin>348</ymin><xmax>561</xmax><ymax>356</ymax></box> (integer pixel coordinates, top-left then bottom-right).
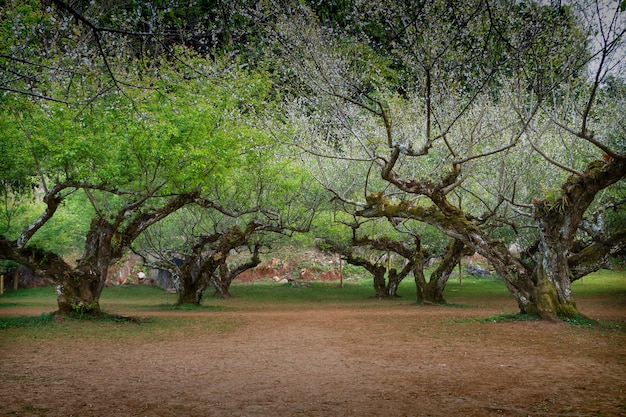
<box><xmin>513</xmin><ymin>211</ymin><xmax>581</xmax><ymax>319</ymax></box>
<box><xmin>417</xmin><ymin>240</ymin><xmax>472</xmax><ymax>304</ymax></box>
<box><xmin>177</xmin><ymin>262</ymin><xmax>210</xmax><ymax>305</ymax></box>
<box><xmin>372</xmin><ymin>266</ymin><xmax>388</xmax><ymax>298</ymax></box>
<box><xmin>528</xmin><ymin>260</ymin><xmax>578</xmax><ymax>319</ymax></box>
<box><xmin>212</xmin><ymin>248</ymin><xmax>262</xmax><ymax>299</ymax></box>
<box><xmin>177</xmin><ymin>272</ymin><xmax>211</xmax><ymax>305</ymax></box>
<box><xmin>177</xmin><ymin>288</ymin><xmax>204</xmax><ymax>305</ymax></box>
<box><xmin>385</xmin><ymin>269</ymin><xmax>402</xmax><ymax>297</ymax></box>
<box><xmin>210</xmin><ymin>260</ymin><xmax>231</xmax><ymax>298</ymax></box>
<box><xmin>517</xmin><ymin>159</ymin><xmax>626</xmax><ymax>319</ymax></box>
<box><xmin>56</xmin><ymin>218</ymin><xmax>115</xmax><ymax>315</ymax></box>
<box><xmin>0</xmin><ymin>228</ymin><xmax>110</xmax><ymax>316</ymax></box>
<box><xmin>2</xmin><ymin>190</ymin><xmax>198</xmax><ymax>314</ymax></box>
<box><xmin>56</xmin><ymin>269</ymin><xmax>104</xmax><ymax>315</ymax></box>
<box><xmin>212</xmin><ymin>277</ymin><xmax>233</xmax><ymax>299</ymax></box>
<box><xmin>414</xmin><ymin>267</ymin><xmax>427</xmax><ymax>302</ymax></box>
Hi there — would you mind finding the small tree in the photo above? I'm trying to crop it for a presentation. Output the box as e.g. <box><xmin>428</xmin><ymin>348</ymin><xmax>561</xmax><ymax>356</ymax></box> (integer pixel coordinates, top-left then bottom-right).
<box><xmin>135</xmin><ymin>143</ymin><xmax>325</xmax><ymax>304</ymax></box>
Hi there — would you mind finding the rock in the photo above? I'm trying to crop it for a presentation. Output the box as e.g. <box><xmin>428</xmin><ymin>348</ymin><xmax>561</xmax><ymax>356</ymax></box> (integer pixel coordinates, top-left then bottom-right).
<box><xmin>467</xmin><ymin>263</ymin><xmax>491</xmax><ymax>277</ymax></box>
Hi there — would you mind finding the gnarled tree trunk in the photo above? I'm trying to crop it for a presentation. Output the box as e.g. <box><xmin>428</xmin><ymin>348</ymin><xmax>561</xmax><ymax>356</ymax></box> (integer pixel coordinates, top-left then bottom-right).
<box><xmin>358</xmin><ymin>156</ymin><xmax>626</xmax><ymax>321</ymax></box>
<box><xmin>212</xmin><ymin>245</ymin><xmax>262</xmax><ymax>299</ymax></box>
<box><xmin>418</xmin><ymin>239</ymin><xmax>473</xmax><ymax>304</ymax></box>
<box><xmin>2</xmin><ymin>188</ymin><xmax>199</xmax><ymax>315</ymax></box>
<box><xmin>177</xmin><ymin>258</ymin><xmax>211</xmax><ymax>305</ymax></box>
<box><xmin>385</xmin><ymin>263</ymin><xmax>413</xmax><ymax>298</ymax></box>
<box><xmin>55</xmin><ymin>218</ymin><xmax>114</xmax><ymax>315</ymax></box>
<box><xmin>56</xmin><ymin>269</ymin><xmax>105</xmax><ymax>315</ymax></box>
<box><xmin>176</xmin><ymin>225</ymin><xmax>266</xmax><ymax>304</ymax></box>
<box><xmin>0</xmin><ymin>221</ymin><xmax>111</xmax><ymax>316</ymax></box>
<box><xmin>518</xmin><ymin>159</ymin><xmax>626</xmax><ymax>319</ymax></box>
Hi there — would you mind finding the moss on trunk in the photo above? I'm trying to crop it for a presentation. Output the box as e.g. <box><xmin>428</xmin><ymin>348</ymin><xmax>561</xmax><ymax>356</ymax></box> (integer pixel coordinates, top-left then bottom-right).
<box><xmin>56</xmin><ymin>270</ymin><xmax>104</xmax><ymax>315</ymax></box>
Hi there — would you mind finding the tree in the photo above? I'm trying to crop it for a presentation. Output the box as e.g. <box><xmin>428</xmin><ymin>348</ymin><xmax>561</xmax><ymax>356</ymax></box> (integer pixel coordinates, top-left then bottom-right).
<box><xmin>317</xmin><ymin>213</ymin><xmax>471</xmax><ymax>302</ymax></box>
<box><xmin>272</xmin><ymin>0</ymin><xmax>626</xmax><ymax>320</ymax></box>
<box><xmin>317</xmin><ymin>216</ymin><xmax>418</xmax><ymax>298</ymax></box>
<box><xmin>0</xmin><ymin>45</ymin><xmax>272</xmax><ymax>314</ymax></box>
<box><xmin>135</xmin><ymin>143</ymin><xmax>325</xmax><ymax>304</ymax></box>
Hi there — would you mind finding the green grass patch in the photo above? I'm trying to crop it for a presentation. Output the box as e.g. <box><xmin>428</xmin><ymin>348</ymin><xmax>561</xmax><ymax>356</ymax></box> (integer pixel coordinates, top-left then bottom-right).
<box><xmin>99</xmin><ymin>284</ymin><xmax>177</xmax><ymax>311</ymax></box>
<box><xmin>157</xmin><ymin>302</ymin><xmax>227</xmax><ymax>311</ymax></box>
<box><xmin>444</xmin><ymin>277</ymin><xmax>511</xmax><ymax>297</ymax></box>
<box><xmin>571</xmin><ymin>270</ymin><xmax>626</xmax><ymax>296</ymax></box>
<box><xmin>0</xmin><ymin>269</ymin><xmax>624</xmax><ymax>323</ymax></box>
<box><xmin>0</xmin><ymin>285</ymin><xmax>58</xmax><ymax>309</ymax></box>
<box><xmin>0</xmin><ymin>312</ymin><xmax>242</xmax><ymax>343</ymax></box>
<box><xmin>0</xmin><ymin>312</ymin><xmax>55</xmax><ymax>329</ymax></box>
<box><xmin>559</xmin><ymin>314</ymin><xmax>598</xmax><ymax>327</ymax></box>
<box><xmin>558</xmin><ymin>314</ymin><xmax>620</xmax><ymax>330</ymax></box>
<box><xmin>0</xmin><ymin>285</ymin><xmax>57</xmax><ymax>299</ymax></box>
<box><xmin>451</xmin><ymin>312</ymin><xmax>539</xmax><ymax>324</ymax></box>
<box><xmin>482</xmin><ymin>312</ymin><xmax>540</xmax><ymax>323</ymax></box>
<box><xmin>231</xmin><ymin>279</ymin><xmax>376</xmax><ymax>304</ymax></box>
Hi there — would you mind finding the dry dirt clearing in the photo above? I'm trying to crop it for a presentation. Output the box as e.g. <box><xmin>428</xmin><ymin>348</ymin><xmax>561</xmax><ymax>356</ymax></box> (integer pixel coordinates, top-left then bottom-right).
<box><xmin>1</xmin><ymin>294</ymin><xmax>625</xmax><ymax>417</ymax></box>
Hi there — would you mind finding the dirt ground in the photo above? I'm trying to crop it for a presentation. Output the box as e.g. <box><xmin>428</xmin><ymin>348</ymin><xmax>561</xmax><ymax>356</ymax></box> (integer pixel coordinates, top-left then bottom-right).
<box><xmin>1</xmin><ymin>294</ymin><xmax>625</xmax><ymax>417</ymax></box>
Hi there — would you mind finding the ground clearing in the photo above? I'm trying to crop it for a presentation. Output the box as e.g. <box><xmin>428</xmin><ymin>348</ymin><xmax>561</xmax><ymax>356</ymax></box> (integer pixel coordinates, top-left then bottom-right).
<box><xmin>1</xmin><ymin>275</ymin><xmax>625</xmax><ymax>417</ymax></box>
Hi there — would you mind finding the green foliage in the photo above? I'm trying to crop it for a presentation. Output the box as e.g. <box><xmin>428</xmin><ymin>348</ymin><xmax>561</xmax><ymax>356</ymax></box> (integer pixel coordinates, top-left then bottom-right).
<box><xmin>27</xmin><ymin>192</ymin><xmax>93</xmax><ymax>256</ymax></box>
<box><xmin>0</xmin><ymin>100</ymin><xmax>36</xmax><ymax>189</ymax></box>
<box><xmin>69</xmin><ymin>300</ymin><xmax>101</xmax><ymax>317</ymax></box>
<box><xmin>1</xmin><ymin>41</ymin><xmax>278</xmax><ymax>266</ymax></box>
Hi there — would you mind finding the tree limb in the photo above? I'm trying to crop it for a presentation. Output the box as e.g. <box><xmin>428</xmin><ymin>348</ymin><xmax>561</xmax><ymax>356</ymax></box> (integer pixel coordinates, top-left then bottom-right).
<box><xmin>569</xmin><ymin>229</ymin><xmax>626</xmax><ymax>281</ymax></box>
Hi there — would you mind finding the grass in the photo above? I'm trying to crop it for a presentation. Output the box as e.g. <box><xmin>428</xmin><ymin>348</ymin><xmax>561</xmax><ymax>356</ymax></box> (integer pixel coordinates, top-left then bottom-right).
<box><xmin>1</xmin><ymin>269</ymin><xmax>622</xmax><ymax>312</ymax></box>
<box><xmin>0</xmin><ymin>312</ymin><xmax>56</xmax><ymax>329</ymax></box>
<box><xmin>231</xmin><ymin>278</ymin><xmax>378</xmax><ymax>305</ymax></box>
<box><xmin>570</xmin><ymin>269</ymin><xmax>626</xmax><ymax>296</ymax></box>
<box><xmin>0</xmin><ymin>269</ymin><xmax>624</xmax><ymax>335</ymax></box>
<box><xmin>0</xmin><ymin>285</ymin><xmax>58</xmax><ymax>310</ymax></box>
<box><xmin>100</xmin><ymin>284</ymin><xmax>177</xmax><ymax>311</ymax></box>
<box><xmin>0</xmin><ymin>304</ymin><xmax>242</xmax><ymax>343</ymax></box>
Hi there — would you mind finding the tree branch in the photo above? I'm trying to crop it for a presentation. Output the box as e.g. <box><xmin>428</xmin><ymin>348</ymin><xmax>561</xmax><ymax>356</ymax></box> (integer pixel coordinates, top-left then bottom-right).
<box><xmin>569</xmin><ymin>229</ymin><xmax>626</xmax><ymax>281</ymax></box>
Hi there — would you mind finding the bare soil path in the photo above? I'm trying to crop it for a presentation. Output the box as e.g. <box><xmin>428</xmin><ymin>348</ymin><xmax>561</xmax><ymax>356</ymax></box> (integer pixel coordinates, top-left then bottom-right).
<box><xmin>1</xmin><ymin>295</ymin><xmax>625</xmax><ymax>416</ymax></box>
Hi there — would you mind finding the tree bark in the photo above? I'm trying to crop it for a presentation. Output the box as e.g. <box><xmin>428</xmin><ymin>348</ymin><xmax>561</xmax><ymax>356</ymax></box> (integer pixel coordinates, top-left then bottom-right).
<box><xmin>360</xmin><ymin>158</ymin><xmax>626</xmax><ymax>320</ymax></box>
<box><xmin>177</xmin><ymin>258</ymin><xmax>210</xmax><ymax>305</ymax></box>
<box><xmin>412</xmin><ymin>247</ymin><xmax>427</xmax><ymax>302</ymax></box>
<box><xmin>55</xmin><ymin>218</ymin><xmax>113</xmax><ymax>315</ymax></box>
<box><xmin>568</xmin><ymin>229</ymin><xmax>626</xmax><ymax>279</ymax></box>
<box><xmin>176</xmin><ymin>224</ymin><xmax>266</xmax><ymax>303</ymax></box>
<box><xmin>358</xmin><ymin>192</ymin><xmax>534</xmax><ymax>307</ymax></box>
<box><xmin>212</xmin><ymin>245</ymin><xmax>262</xmax><ymax>298</ymax></box>
<box><xmin>420</xmin><ymin>239</ymin><xmax>473</xmax><ymax>304</ymax></box>
<box><xmin>369</xmin><ymin>263</ymin><xmax>388</xmax><ymax>299</ymax></box>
